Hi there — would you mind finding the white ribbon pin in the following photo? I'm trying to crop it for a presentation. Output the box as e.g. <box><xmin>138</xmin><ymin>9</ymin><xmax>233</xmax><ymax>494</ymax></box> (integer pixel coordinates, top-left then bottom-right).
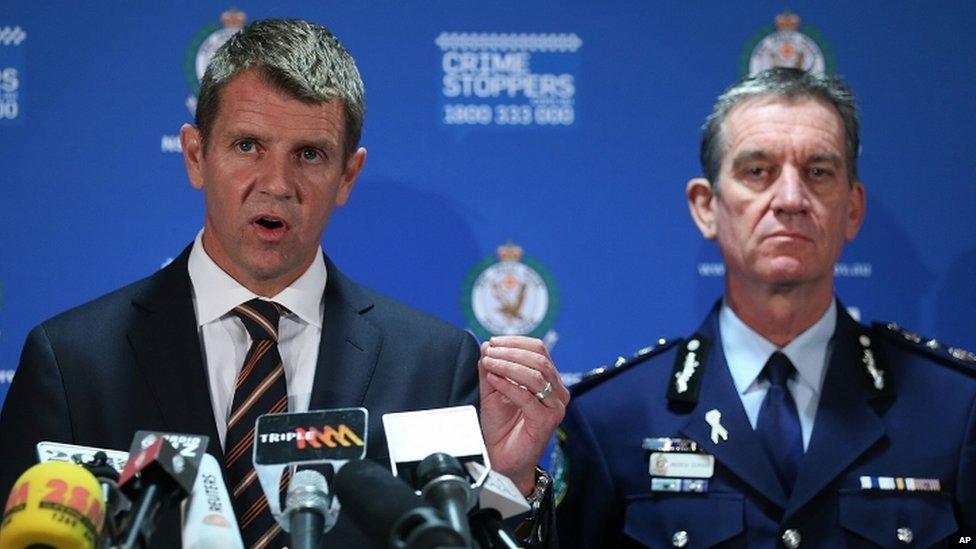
<box><xmin>705</xmin><ymin>409</ymin><xmax>728</xmax><ymax>445</ymax></box>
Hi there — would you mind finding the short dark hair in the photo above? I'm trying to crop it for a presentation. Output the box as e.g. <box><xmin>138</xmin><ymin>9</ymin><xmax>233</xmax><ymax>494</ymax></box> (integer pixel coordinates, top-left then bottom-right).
<box><xmin>195</xmin><ymin>18</ymin><xmax>365</xmax><ymax>158</ymax></box>
<box><xmin>700</xmin><ymin>68</ymin><xmax>859</xmax><ymax>187</ymax></box>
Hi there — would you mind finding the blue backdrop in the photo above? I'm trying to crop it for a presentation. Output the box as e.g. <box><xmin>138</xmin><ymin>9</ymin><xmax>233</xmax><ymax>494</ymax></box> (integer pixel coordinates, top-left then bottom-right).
<box><xmin>2</xmin><ymin>2</ymin><xmax>975</xmax><ymax>407</ymax></box>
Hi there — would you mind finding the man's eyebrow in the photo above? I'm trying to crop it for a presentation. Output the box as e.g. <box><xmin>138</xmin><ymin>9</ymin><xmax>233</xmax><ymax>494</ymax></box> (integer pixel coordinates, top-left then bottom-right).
<box><xmin>730</xmin><ymin>150</ymin><xmax>772</xmax><ymax>167</ymax></box>
<box><xmin>223</xmin><ymin>125</ymin><xmax>266</xmax><ymax>140</ymax></box>
<box><xmin>807</xmin><ymin>152</ymin><xmax>843</xmax><ymax>167</ymax></box>
<box><xmin>295</xmin><ymin>137</ymin><xmax>339</xmax><ymax>151</ymax></box>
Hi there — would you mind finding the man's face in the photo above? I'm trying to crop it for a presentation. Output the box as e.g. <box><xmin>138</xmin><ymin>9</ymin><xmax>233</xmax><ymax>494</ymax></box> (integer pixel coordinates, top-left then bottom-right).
<box><xmin>180</xmin><ymin>69</ymin><xmax>366</xmax><ymax>295</ymax></box>
<box><xmin>688</xmin><ymin>96</ymin><xmax>865</xmax><ymax>291</ymax></box>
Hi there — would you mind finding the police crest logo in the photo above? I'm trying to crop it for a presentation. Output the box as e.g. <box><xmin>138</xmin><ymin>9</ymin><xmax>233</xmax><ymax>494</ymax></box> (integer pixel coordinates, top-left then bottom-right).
<box><xmin>739</xmin><ymin>12</ymin><xmax>835</xmax><ymax>76</ymax></box>
<box><xmin>182</xmin><ymin>8</ymin><xmax>246</xmax><ymax>116</ymax></box>
<box><xmin>462</xmin><ymin>242</ymin><xmax>559</xmax><ymax>342</ymax></box>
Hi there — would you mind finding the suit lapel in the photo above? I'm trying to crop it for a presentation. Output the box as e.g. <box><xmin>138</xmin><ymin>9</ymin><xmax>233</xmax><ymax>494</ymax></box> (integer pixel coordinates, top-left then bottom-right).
<box><xmin>308</xmin><ymin>257</ymin><xmax>382</xmax><ymax>410</ymax></box>
<box><xmin>126</xmin><ymin>247</ymin><xmax>224</xmax><ymax>459</ymax></box>
<box><xmin>785</xmin><ymin>306</ymin><xmax>886</xmax><ymax>518</ymax></box>
<box><xmin>679</xmin><ymin>309</ymin><xmax>789</xmax><ymax>509</ymax></box>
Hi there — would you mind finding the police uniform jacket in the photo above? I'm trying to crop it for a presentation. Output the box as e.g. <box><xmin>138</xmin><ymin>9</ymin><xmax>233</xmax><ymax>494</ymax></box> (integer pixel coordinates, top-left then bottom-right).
<box><xmin>555</xmin><ymin>300</ymin><xmax>976</xmax><ymax>547</ymax></box>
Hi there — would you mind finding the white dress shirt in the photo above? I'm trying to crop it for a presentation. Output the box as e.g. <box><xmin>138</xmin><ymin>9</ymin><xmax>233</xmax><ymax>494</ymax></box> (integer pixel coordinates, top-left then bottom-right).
<box><xmin>187</xmin><ymin>230</ymin><xmax>326</xmax><ymax>448</ymax></box>
<box><xmin>719</xmin><ymin>299</ymin><xmax>836</xmax><ymax>450</ymax></box>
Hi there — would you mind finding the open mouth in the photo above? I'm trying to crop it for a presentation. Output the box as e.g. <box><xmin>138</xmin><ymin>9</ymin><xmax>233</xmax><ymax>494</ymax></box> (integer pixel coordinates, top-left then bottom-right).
<box><xmin>254</xmin><ymin>216</ymin><xmax>286</xmax><ymax>230</ymax></box>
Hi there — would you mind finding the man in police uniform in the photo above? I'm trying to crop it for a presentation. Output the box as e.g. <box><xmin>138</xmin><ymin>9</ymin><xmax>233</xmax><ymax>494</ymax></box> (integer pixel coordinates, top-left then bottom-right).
<box><xmin>554</xmin><ymin>68</ymin><xmax>976</xmax><ymax>547</ymax></box>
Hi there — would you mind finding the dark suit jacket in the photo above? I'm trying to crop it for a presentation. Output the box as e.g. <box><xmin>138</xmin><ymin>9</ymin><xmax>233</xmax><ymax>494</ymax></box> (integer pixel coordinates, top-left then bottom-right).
<box><xmin>556</xmin><ymin>301</ymin><xmax>976</xmax><ymax>547</ymax></box>
<box><xmin>0</xmin><ymin>246</ymin><xmax>480</xmax><ymax>547</ymax></box>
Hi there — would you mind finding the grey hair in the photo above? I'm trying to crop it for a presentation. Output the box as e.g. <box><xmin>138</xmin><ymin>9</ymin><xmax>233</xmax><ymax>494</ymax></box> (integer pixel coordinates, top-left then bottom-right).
<box><xmin>700</xmin><ymin>67</ymin><xmax>859</xmax><ymax>187</ymax></box>
<box><xmin>195</xmin><ymin>18</ymin><xmax>365</xmax><ymax>158</ymax></box>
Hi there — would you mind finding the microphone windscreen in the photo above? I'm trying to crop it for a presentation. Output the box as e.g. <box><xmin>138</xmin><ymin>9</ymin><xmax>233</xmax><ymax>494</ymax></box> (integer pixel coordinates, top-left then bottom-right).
<box><xmin>0</xmin><ymin>461</ymin><xmax>106</xmax><ymax>549</ymax></box>
<box><xmin>333</xmin><ymin>459</ymin><xmax>424</xmax><ymax>536</ymax></box>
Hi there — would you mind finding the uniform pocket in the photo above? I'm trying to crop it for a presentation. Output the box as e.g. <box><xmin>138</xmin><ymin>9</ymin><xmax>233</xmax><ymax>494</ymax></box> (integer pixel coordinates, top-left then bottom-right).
<box><xmin>838</xmin><ymin>489</ymin><xmax>957</xmax><ymax>547</ymax></box>
<box><xmin>623</xmin><ymin>492</ymin><xmax>744</xmax><ymax>548</ymax></box>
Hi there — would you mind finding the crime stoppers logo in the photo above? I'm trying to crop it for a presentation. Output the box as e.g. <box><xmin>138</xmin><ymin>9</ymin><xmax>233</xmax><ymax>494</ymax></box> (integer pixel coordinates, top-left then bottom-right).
<box><xmin>0</xmin><ymin>25</ymin><xmax>26</xmax><ymax>124</ymax></box>
<box><xmin>739</xmin><ymin>12</ymin><xmax>834</xmax><ymax>76</ymax></box>
<box><xmin>437</xmin><ymin>32</ymin><xmax>581</xmax><ymax>128</ymax></box>
<box><xmin>463</xmin><ymin>243</ymin><xmax>559</xmax><ymax>343</ymax></box>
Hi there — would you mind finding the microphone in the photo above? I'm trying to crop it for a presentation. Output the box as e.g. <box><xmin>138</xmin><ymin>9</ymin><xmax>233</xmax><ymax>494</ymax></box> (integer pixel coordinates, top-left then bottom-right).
<box><xmin>462</xmin><ymin>461</ymin><xmax>530</xmax><ymax>519</ymax></box>
<box><xmin>83</xmin><ymin>450</ymin><xmax>131</xmax><ymax>544</ymax></box>
<box><xmin>252</xmin><ymin>408</ymin><xmax>367</xmax><ymax>533</ymax></box>
<box><xmin>36</xmin><ymin>440</ymin><xmax>130</xmax><ymax>473</ymax></box>
<box><xmin>181</xmin><ymin>454</ymin><xmax>244</xmax><ymax>549</ymax></box>
<box><xmin>415</xmin><ymin>453</ymin><xmax>475</xmax><ymax>547</ymax></box>
<box><xmin>36</xmin><ymin>441</ymin><xmax>133</xmax><ymax>542</ymax></box>
<box><xmin>116</xmin><ymin>436</ymin><xmax>199</xmax><ymax>549</ymax></box>
<box><xmin>382</xmin><ymin>406</ymin><xmax>489</xmax><ymax>490</ymax></box>
<box><xmin>469</xmin><ymin>508</ymin><xmax>520</xmax><ymax>549</ymax></box>
<box><xmin>334</xmin><ymin>459</ymin><xmax>466</xmax><ymax>549</ymax></box>
<box><xmin>283</xmin><ymin>468</ymin><xmax>332</xmax><ymax>549</ymax></box>
<box><xmin>0</xmin><ymin>461</ymin><xmax>106</xmax><ymax>549</ymax></box>
<box><xmin>382</xmin><ymin>406</ymin><xmax>530</xmax><ymax>519</ymax></box>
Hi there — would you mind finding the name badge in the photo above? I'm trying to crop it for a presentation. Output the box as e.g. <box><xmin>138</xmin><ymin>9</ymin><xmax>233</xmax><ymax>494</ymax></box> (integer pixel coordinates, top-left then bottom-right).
<box><xmin>649</xmin><ymin>452</ymin><xmax>715</xmax><ymax>478</ymax></box>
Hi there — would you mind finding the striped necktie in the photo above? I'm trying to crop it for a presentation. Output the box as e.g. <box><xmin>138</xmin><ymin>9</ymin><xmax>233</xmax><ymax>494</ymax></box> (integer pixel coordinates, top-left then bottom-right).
<box><xmin>225</xmin><ymin>299</ymin><xmax>290</xmax><ymax>548</ymax></box>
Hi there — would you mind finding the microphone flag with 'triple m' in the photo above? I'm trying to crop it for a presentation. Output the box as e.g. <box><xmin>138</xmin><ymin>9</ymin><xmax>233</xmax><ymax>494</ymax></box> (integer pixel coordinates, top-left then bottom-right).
<box><xmin>254</xmin><ymin>408</ymin><xmax>368</xmax><ymax>466</ymax></box>
<box><xmin>252</xmin><ymin>408</ymin><xmax>368</xmax><ymax>535</ymax></box>
<box><xmin>0</xmin><ymin>461</ymin><xmax>107</xmax><ymax>549</ymax></box>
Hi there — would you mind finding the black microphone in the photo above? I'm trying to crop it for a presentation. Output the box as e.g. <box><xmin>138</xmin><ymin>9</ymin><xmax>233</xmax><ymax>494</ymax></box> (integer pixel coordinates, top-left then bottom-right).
<box><xmin>285</xmin><ymin>468</ymin><xmax>332</xmax><ymax>549</ymax></box>
<box><xmin>334</xmin><ymin>459</ymin><xmax>467</xmax><ymax>549</ymax></box>
<box><xmin>415</xmin><ymin>453</ymin><xmax>475</xmax><ymax>547</ymax></box>
<box><xmin>116</xmin><ymin>436</ymin><xmax>199</xmax><ymax>549</ymax></box>
<box><xmin>82</xmin><ymin>450</ymin><xmax>130</xmax><ymax>544</ymax></box>
<box><xmin>469</xmin><ymin>508</ymin><xmax>520</xmax><ymax>549</ymax></box>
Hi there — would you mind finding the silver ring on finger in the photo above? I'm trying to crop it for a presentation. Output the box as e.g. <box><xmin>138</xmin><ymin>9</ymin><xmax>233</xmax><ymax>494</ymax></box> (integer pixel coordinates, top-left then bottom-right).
<box><xmin>534</xmin><ymin>380</ymin><xmax>553</xmax><ymax>401</ymax></box>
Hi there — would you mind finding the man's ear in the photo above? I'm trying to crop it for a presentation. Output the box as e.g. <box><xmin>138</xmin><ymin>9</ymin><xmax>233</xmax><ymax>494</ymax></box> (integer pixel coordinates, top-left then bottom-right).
<box><xmin>845</xmin><ymin>180</ymin><xmax>866</xmax><ymax>242</ymax></box>
<box><xmin>335</xmin><ymin>146</ymin><xmax>367</xmax><ymax>207</ymax></box>
<box><xmin>687</xmin><ymin>177</ymin><xmax>718</xmax><ymax>240</ymax></box>
<box><xmin>180</xmin><ymin>124</ymin><xmax>205</xmax><ymax>190</ymax></box>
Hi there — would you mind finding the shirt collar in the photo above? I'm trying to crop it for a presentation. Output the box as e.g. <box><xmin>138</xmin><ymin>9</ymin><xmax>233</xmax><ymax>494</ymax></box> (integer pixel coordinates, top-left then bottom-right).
<box><xmin>187</xmin><ymin>229</ymin><xmax>327</xmax><ymax>327</ymax></box>
<box><xmin>720</xmin><ymin>299</ymin><xmax>836</xmax><ymax>396</ymax></box>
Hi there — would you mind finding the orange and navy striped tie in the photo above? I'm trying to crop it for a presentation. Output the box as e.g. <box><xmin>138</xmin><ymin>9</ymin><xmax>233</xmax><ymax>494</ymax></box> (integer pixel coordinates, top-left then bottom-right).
<box><xmin>225</xmin><ymin>299</ymin><xmax>290</xmax><ymax>548</ymax></box>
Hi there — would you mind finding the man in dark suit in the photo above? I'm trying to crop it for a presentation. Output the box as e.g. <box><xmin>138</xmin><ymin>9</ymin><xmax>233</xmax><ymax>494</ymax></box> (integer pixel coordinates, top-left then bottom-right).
<box><xmin>555</xmin><ymin>68</ymin><xmax>976</xmax><ymax>547</ymax></box>
<box><xmin>0</xmin><ymin>18</ymin><xmax>568</xmax><ymax>547</ymax></box>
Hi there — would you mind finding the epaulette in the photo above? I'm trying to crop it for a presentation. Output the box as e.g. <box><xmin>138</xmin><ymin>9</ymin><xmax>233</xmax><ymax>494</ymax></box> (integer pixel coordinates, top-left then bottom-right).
<box><xmin>873</xmin><ymin>322</ymin><xmax>976</xmax><ymax>377</ymax></box>
<box><xmin>666</xmin><ymin>333</ymin><xmax>710</xmax><ymax>404</ymax></box>
<box><xmin>851</xmin><ymin>323</ymin><xmax>894</xmax><ymax>399</ymax></box>
<box><xmin>570</xmin><ymin>337</ymin><xmax>681</xmax><ymax>397</ymax></box>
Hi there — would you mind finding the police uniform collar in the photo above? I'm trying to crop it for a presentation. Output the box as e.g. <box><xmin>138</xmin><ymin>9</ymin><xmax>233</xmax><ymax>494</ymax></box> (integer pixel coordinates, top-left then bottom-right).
<box><xmin>721</xmin><ymin>300</ymin><xmax>835</xmax><ymax>401</ymax></box>
<box><xmin>833</xmin><ymin>303</ymin><xmax>894</xmax><ymax>400</ymax></box>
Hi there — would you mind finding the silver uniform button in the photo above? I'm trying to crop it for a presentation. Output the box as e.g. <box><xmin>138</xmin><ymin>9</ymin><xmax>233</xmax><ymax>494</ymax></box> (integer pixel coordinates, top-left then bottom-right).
<box><xmin>782</xmin><ymin>529</ymin><xmax>801</xmax><ymax>548</ymax></box>
<box><xmin>672</xmin><ymin>530</ymin><xmax>689</xmax><ymax>547</ymax></box>
<box><xmin>897</xmin><ymin>527</ymin><xmax>913</xmax><ymax>544</ymax></box>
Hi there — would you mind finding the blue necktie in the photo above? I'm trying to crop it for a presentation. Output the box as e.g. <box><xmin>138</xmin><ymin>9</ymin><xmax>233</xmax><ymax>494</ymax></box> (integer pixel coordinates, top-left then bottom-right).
<box><xmin>757</xmin><ymin>351</ymin><xmax>804</xmax><ymax>496</ymax></box>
